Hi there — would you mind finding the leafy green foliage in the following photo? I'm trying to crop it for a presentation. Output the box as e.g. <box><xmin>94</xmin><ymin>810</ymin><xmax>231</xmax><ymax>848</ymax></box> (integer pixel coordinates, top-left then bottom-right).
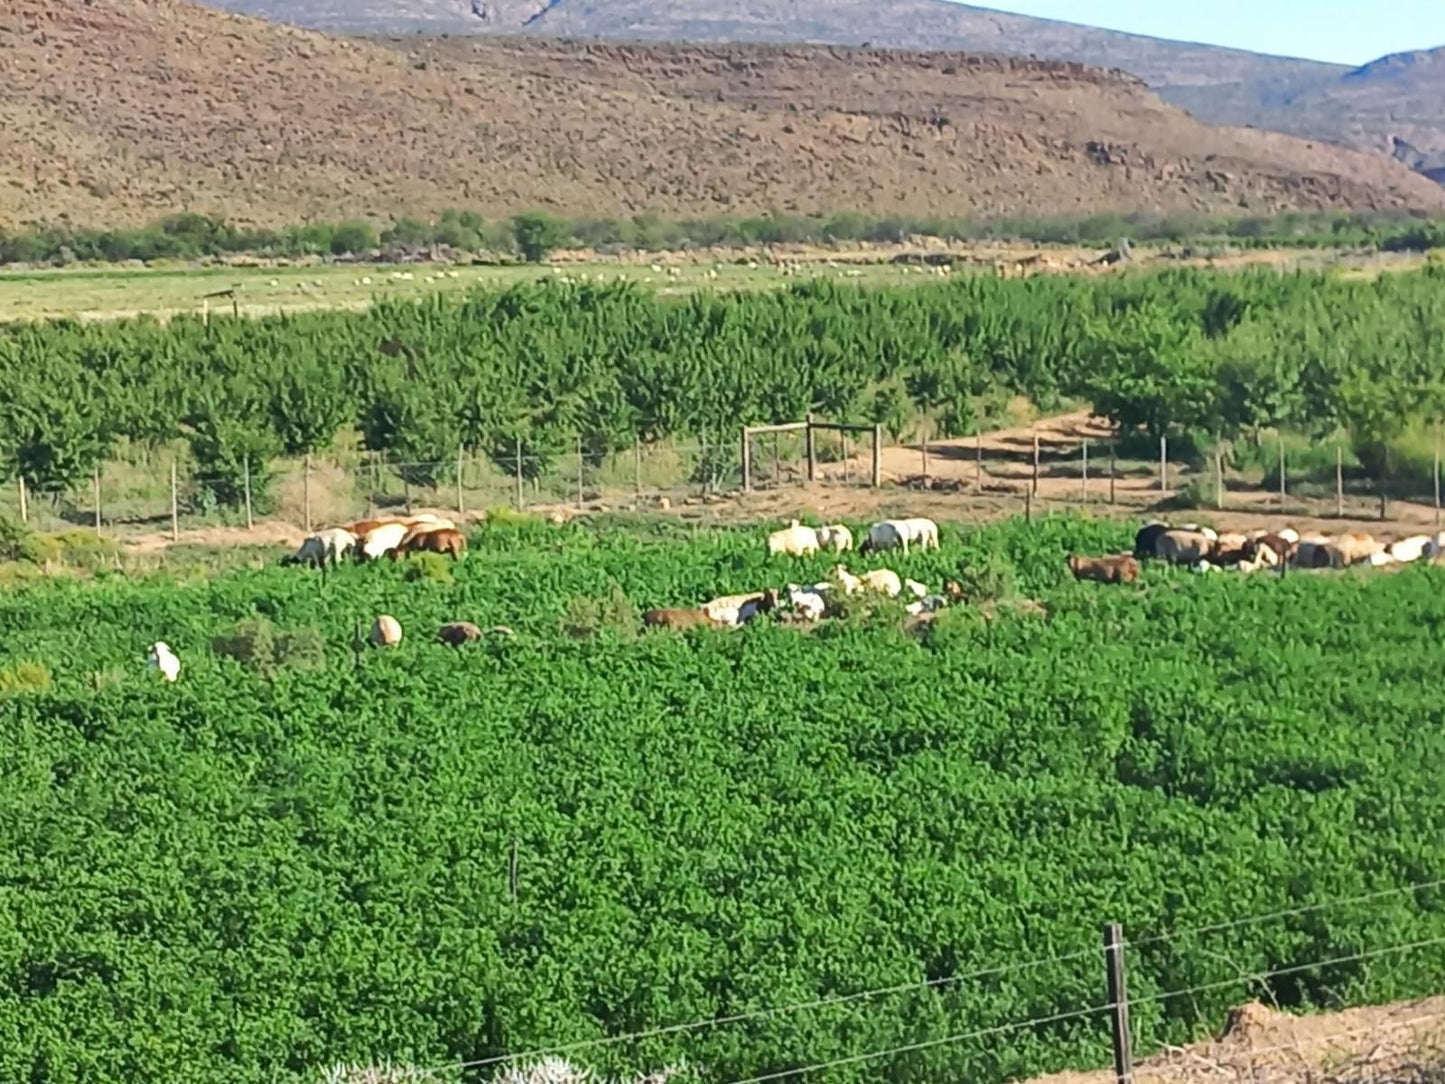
<box><xmin>210</xmin><ymin>615</ymin><xmax>326</xmax><ymax>679</ymax></box>
<box><xmin>402</xmin><ymin>552</ymin><xmax>453</xmax><ymax>584</ymax></box>
<box><xmin>512</xmin><ymin>211</ymin><xmax>568</xmax><ymax>263</ymax></box>
<box><xmin>0</xmin><ymin>515</ymin><xmax>1442</xmax><ymax>1084</ymax></box>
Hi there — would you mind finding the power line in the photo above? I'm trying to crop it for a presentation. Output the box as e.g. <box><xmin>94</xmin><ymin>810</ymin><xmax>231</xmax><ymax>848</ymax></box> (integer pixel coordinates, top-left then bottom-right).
<box><xmin>413</xmin><ymin>943</ymin><xmax>1099</xmax><ymax>1079</ymax></box>
<box><xmin>1128</xmin><ymin>878</ymin><xmax>1445</xmax><ymax>953</ymax></box>
<box><xmin>715</xmin><ymin>935</ymin><xmax>1445</xmax><ymax>1084</ymax></box>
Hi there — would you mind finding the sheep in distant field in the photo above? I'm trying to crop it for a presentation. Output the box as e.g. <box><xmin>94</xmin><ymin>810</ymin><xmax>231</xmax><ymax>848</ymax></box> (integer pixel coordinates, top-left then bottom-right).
<box><xmin>859</xmin><ymin>568</ymin><xmax>904</xmax><ymax>598</ymax></box>
<box><xmin>358</xmin><ymin>522</ymin><xmax>410</xmax><ymax>561</ymax></box>
<box><xmin>702</xmin><ymin>590</ymin><xmax>778</xmax><ymax>627</ymax></box>
<box><xmin>370</xmin><ymin>615</ymin><xmax>403</xmax><ymax>648</ymax></box>
<box><xmin>817</xmin><ymin>524</ymin><xmax>854</xmax><ymax>554</ymax></box>
<box><xmin>146</xmin><ymin>641</ymin><xmax>180</xmax><ymax>682</ymax></box>
<box><xmin>1388</xmin><ymin>535</ymin><xmax>1433</xmax><ymax>564</ymax></box>
<box><xmin>767</xmin><ymin>520</ymin><xmax>820</xmax><ymax>557</ymax></box>
<box><xmin>858</xmin><ymin>517</ymin><xmax>938</xmax><ymax>555</ymax></box>
<box><xmin>784</xmin><ymin>583</ymin><xmax>830</xmax><ymax>621</ymax></box>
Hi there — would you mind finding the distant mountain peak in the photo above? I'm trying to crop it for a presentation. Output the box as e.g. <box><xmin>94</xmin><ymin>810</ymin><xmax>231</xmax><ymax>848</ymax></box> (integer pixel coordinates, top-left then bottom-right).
<box><xmin>1346</xmin><ymin>45</ymin><xmax>1445</xmax><ymax>80</ymax></box>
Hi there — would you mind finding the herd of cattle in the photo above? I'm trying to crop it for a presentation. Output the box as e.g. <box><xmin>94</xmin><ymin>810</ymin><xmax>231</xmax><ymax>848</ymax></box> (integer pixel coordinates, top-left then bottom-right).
<box><xmin>1066</xmin><ymin>520</ymin><xmax>1445</xmax><ymax>585</ymax></box>
<box><xmin>284</xmin><ymin>512</ymin><xmax>468</xmax><ymax>567</ymax></box>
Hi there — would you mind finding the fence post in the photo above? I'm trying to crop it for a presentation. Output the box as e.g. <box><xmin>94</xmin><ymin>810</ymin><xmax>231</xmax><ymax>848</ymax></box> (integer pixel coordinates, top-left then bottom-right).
<box><xmin>1081</xmin><ymin>439</ymin><xmax>1089</xmax><ymax>502</ymax></box>
<box><xmin>1278</xmin><ymin>439</ymin><xmax>1286</xmax><ymax>511</ymax></box>
<box><xmin>1214</xmin><ymin>451</ymin><xmax>1224</xmax><ymax>511</ymax></box>
<box><xmin>805</xmin><ymin>413</ymin><xmax>817</xmax><ymax>483</ymax></box>
<box><xmin>576</xmin><ymin>434</ymin><xmax>584</xmax><ymax>509</ymax></box>
<box><xmin>921</xmin><ymin>432</ymin><xmax>929</xmax><ymax>479</ymax></box>
<box><xmin>871</xmin><ymin>424</ymin><xmax>882</xmax><ymax>488</ymax></box>
<box><xmin>1435</xmin><ymin>443</ymin><xmax>1441</xmax><ymax>530</ymax></box>
<box><xmin>1024</xmin><ymin>487</ymin><xmax>1033</xmax><ymax>524</ymax></box>
<box><xmin>93</xmin><ymin>465</ymin><xmax>102</xmax><ymax>535</ymax></box>
<box><xmin>634</xmin><ymin>436</ymin><xmax>642</xmax><ymax>499</ymax></box>
<box><xmin>170</xmin><ymin>459</ymin><xmax>179</xmax><ymax>542</ymax></box>
<box><xmin>304</xmin><ymin>453</ymin><xmax>313</xmax><ymax>533</ymax></box>
<box><xmin>515</xmin><ymin>438</ymin><xmax>524</xmax><ymax>511</ymax></box>
<box><xmin>17</xmin><ymin>475</ymin><xmax>27</xmax><ymax>524</ymax></box>
<box><xmin>1110</xmin><ymin>442</ymin><xmax>1117</xmax><ymax>505</ymax></box>
<box><xmin>773</xmin><ymin>431</ymin><xmax>780</xmax><ymax>487</ymax></box>
<box><xmin>243</xmin><ymin>456</ymin><xmax>254</xmax><ymax>530</ymax></box>
<box><xmin>841</xmin><ymin>433</ymin><xmax>850</xmax><ymax>486</ymax></box>
<box><xmin>742</xmin><ymin>427</ymin><xmax>753</xmax><ymax>494</ymax></box>
<box><xmin>1030</xmin><ymin>428</ymin><xmax>1040</xmax><ymax>495</ymax></box>
<box><xmin>456</xmin><ymin>446</ymin><xmax>465</xmax><ymax>517</ymax></box>
<box><xmin>1103</xmin><ymin>924</ymin><xmax>1134</xmax><ymax>1084</ymax></box>
<box><xmin>1159</xmin><ymin>435</ymin><xmax>1167</xmax><ymax>495</ymax></box>
<box><xmin>975</xmin><ymin>427</ymin><xmax>983</xmax><ymax>493</ymax></box>
<box><xmin>1336</xmin><ymin>446</ymin><xmax>1344</xmax><ymax>518</ymax></box>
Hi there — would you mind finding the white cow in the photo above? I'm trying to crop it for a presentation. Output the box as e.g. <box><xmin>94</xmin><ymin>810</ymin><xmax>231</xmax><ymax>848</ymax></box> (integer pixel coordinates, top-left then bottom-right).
<box><xmin>767</xmin><ymin>520</ymin><xmax>820</xmax><ymax>557</ymax></box>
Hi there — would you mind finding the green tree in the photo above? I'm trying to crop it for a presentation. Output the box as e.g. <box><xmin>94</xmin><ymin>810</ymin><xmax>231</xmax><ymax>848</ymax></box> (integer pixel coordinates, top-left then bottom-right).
<box><xmin>511</xmin><ymin>212</ymin><xmax>567</xmax><ymax>263</ymax></box>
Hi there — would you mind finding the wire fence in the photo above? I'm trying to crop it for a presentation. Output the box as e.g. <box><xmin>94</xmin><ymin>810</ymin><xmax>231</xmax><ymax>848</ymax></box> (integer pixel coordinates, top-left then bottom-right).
<box><xmin>375</xmin><ymin>879</ymin><xmax>1445</xmax><ymax>1084</ymax></box>
<box><xmin>6</xmin><ymin>428</ymin><xmax>1445</xmax><ymax>542</ymax></box>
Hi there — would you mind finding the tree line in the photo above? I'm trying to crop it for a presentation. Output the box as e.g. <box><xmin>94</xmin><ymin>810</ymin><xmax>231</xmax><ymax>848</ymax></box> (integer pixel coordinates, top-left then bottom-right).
<box><xmin>3</xmin><ymin>266</ymin><xmax>1445</xmax><ymax>509</ymax></box>
<box><xmin>4</xmin><ymin>209</ymin><xmax>1445</xmax><ymax>267</ymax></box>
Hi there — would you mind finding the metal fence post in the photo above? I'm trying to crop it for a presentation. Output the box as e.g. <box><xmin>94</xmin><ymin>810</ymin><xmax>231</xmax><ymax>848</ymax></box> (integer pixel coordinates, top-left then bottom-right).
<box><xmin>1103</xmin><ymin>924</ymin><xmax>1134</xmax><ymax>1084</ymax></box>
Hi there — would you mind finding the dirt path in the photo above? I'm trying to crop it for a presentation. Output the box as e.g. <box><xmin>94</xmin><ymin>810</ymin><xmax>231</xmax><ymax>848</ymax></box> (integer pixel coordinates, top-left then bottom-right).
<box><xmin>1027</xmin><ymin>997</ymin><xmax>1444</xmax><ymax>1084</ymax></box>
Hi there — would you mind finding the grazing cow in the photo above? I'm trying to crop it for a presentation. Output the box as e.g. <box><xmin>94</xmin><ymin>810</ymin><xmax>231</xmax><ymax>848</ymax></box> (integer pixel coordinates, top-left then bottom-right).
<box><xmin>767</xmin><ymin>520</ymin><xmax>820</xmax><ymax>557</ymax></box>
<box><xmin>286</xmin><ymin>527</ymin><xmax>357</xmax><ymax>569</ymax></box>
<box><xmin>1328</xmin><ymin>533</ymin><xmax>1383</xmax><ymax>568</ymax></box>
<box><xmin>392</xmin><ymin>528</ymin><xmax>467</xmax><ymax>560</ymax></box>
<box><xmin>146</xmin><ymin>641</ymin><xmax>180</xmax><ymax>682</ymax></box>
<box><xmin>358</xmin><ymin>522</ymin><xmax>411</xmax><ymax>561</ymax></box>
<box><xmin>370</xmin><ymin>615</ymin><xmax>403</xmax><ymax>648</ymax></box>
<box><xmin>437</xmin><ymin>621</ymin><xmax>483</xmax><ymax>646</ymax></box>
<box><xmin>1243</xmin><ymin>533</ymin><xmax>1296</xmax><ymax>568</ymax></box>
<box><xmin>817</xmin><ymin>524</ymin><xmax>854</xmax><ymax>554</ymax></box>
<box><xmin>1134</xmin><ymin>521</ymin><xmax>1171</xmax><ymax>559</ymax></box>
<box><xmin>1210</xmin><ymin>533</ymin><xmax>1251</xmax><ymax>567</ymax></box>
<box><xmin>1388</xmin><ymin>535</ymin><xmax>1433</xmax><ymax>564</ymax></box>
<box><xmin>859</xmin><ymin>518</ymin><xmax>939</xmax><ymax>555</ymax></box>
<box><xmin>703</xmin><ymin>590</ymin><xmax>778</xmax><ymax>626</ymax></box>
<box><xmin>1066</xmin><ymin>553</ymin><xmax>1140</xmax><ymax>585</ymax></box>
<box><xmin>642</xmin><ymin>607</ymin><xmax>719</xmax><ymax>630</ymax></box>
<box><xmin>1155</xmin><ymin>529</ymin><xmax>1214</xmax><ymax>566</ymax></box>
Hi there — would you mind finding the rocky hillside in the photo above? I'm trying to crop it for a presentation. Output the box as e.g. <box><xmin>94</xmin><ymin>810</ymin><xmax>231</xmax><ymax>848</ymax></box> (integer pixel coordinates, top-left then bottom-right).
<box><xmin>3</xmin><ymin>0</ymin><xmax>1442</xmax><ymax>231</ymax></box>
<box><xmin>202</xmin><ymin>0</ymin><xmax>1445</xmax><ymax>187</ymax></box>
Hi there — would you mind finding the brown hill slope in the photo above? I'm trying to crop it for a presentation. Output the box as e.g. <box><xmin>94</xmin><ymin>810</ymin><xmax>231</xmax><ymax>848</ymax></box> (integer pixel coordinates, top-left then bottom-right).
<box><xmin>3</xmin><ymin>0</ymin><xmax>1442</xmax><ymax>232</ymax></box>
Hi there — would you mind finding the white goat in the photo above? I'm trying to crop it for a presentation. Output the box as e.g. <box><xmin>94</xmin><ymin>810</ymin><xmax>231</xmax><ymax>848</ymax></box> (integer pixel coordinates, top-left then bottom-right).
<box><xmin>146</xmin><ymin>641</ymin><xmax>180</xmax><ymax>682</ymax></box>
<box><xmin>817</xmin><ymin>524</ymin><xmax>854</xmax><ymax>553</ymax></box>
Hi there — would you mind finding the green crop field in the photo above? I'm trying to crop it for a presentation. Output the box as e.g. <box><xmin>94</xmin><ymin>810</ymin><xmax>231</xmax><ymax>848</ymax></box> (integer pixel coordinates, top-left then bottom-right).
<box><xmin>1</xmin><ymin>512</ymin><xmax>1442</xmax><ymax>1084</ymax></box>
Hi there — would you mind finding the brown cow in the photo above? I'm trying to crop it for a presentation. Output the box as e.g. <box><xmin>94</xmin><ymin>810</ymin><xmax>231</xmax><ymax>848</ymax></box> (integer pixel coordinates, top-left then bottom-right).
<box><xmin>1066</xmin><ymin>553</ymin><xmax>1140</xmax><ymax>584</ymax></box>
<box><xmin>642</xmin><ymin>607</ymin><xmax>720</xmax><ymax>630</ymax></box>
<box><xmin>391</xmin><ymin>527</ymin><xmax>467</xmax><ymax>560</ymax></box>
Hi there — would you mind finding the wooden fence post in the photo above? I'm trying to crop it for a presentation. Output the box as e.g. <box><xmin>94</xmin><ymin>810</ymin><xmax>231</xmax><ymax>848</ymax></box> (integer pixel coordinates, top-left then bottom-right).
<box><xmin>170</xmin><ymin>459</ymin><xmax>179</xmax><ymax>542</ymax></box>
<box><xmin>975</xmin><ymin>427</ymin><xmax>983</xmax><ymax>493</ymax></box>
<box><xmin>93</xmin><ymin>465</ymin><xmax>102</xmax><ymax>535</ymax></box>
<box><xmin>1214</xmin><ymin>451</ymin><xmax>1224</xmax><ymax>511</ymax></box>
<box><xmin>1435</xmin><ymin>443</ymin><xmax>1441</xmax><ymax>530</ymax></box>
<box><xmin>841</xmin><ymin>432</ymin><xmax>851</xmax><ymax>486</ymax></box>
<box><xmin>515</xmin><ymin>438</ymin><xmax>524</xmax><ymax>511</ymax></box>
<box><xmin>921</xmin><ymin>432</ymin><xmax>929</xmax><ymax>479</ymax></box>
<box><xmin>1103</xmin><ymin>924</ymin><xmax>1134</xmax><ymax>1084</ymax></box>
<box><xmin>871</xmin><ymin>424</ymin><xmax>882</xmax><ymax>488</ymax></box>
<box><xmin>576</xmin><ymin>434</ymin><xmax>584</xmax><ymax>509</ymax></box>
<box><xmin>243</xmin><ymin>456</ymin><xmax>254</xmax><ymax>530</ymax></box>
<box><xmin>634</xmin><ymin>437</ymin><xmax>642</xmax><ymax>499</ymax></box>
<box><xmin>1278</xmin><ymin>439</ymin><xmax>1286</xmax><ymax>510</ymax></box>
<box><xmin>17</xmin><ymin>475</ymin><xmax>27</xmax><ymax>524</ymax></box>
<box><xmin>742</xmin><ymin>427</ymin><xmax>753</xmax><ymax>494</ymax></box>
<box><xmin>1081</xmin><ymin>439</ymin><xmax>1089</xmax><ymax>502</ymax></box>
<box><xmin>1336</xmin><ymin>446</ymin><xmax>1344</xmax><ymax>519</ymax></box>
<box><xmin>1024</xmin><ymin>487</ymin><xmax>1033</xmax><ymax>524</ymax></box>
<box><xmin>1032</xmin><ymin>428</ymin><xmax>1041</xmax><ymax>495</ymax></box>
<box><xmin>303</xmin><ymin>453</ymin><xmax>313</xmax><ymax>533</ymax></box>
<box><xmin>773</xmin><ymin>431</ymin><xmax>781</xmax><ymax>487</ymax></box>
<box><xmin>1110</xmin><ymin>442</ymin><xmax>1117</xmax><ymax>505</ymax></box>
<box><xmin>456</xmin><ymin>446</ymin><xmax>465</xmax><ymax>516</ymax></box>
<box><xmin>1159</xmin><ymin>435</ymin><xmax>1167</xmax><ymax>495</ymax></box>
<box><xmin>805</xmin><ymin>414</ymin><xmax>817</xmax><ymax>483</ymax></box>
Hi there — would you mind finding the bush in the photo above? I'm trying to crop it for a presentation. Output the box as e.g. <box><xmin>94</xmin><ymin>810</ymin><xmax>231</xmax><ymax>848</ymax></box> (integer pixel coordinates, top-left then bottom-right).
<box><xmin>0</xmin><ymin>516</ymin><xmax>46</xmax><ymax>563</ymax></box>
<box><xmin>0</xmin><ymin>660</ymin><xmax>52</xmax><ymax>697</ymax></box>
<box><xmin>951</xmin><ymin>552</ymin><xmax>1015</xmax><ymax>603</ymax></box>
<box><xmin>403</xmin><ymin>552</ymin><xmax>453</xmax><ymax>584</ymax></box>
<box><xmin>560</xmin><ymin>581</ymin><xmax>638</xmax><ymax>639</ymax></box>
<box><xmin>211</xmin><ymin>616</ymin><xmax>326</xmax><ymax>679</ymax></box>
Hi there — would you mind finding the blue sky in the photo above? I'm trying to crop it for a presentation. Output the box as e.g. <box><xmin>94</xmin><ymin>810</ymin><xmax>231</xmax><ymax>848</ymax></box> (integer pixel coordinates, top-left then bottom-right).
<box><xmin>969</xmin><ymin>1</ymin><xmax>1445</xmax><ymax>65</ymax></box>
